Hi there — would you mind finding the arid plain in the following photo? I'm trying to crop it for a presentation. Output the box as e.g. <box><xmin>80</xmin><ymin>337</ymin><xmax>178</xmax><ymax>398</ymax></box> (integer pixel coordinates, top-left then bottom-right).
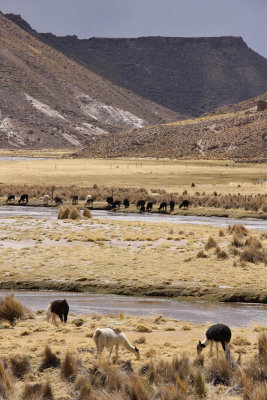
<box><xmin>0</xmin><ymin>154</ymin><xmax>266</xmax><ymax>399</ymax></box>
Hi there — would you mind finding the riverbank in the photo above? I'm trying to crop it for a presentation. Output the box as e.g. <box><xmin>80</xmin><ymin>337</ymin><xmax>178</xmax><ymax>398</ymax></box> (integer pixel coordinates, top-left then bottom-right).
<box><xmin>0</xmin><ymin>215</ymin><xmax>266</xmax><ymax>304</ymax></box>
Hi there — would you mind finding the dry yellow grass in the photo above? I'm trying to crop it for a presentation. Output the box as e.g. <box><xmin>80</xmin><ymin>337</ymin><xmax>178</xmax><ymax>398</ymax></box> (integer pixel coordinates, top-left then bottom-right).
<box><xmin>0</xmin><ymin>155</ymin><xmax>266</xmax><ymax>195</ymax></box>
<box><xmin>0</xmin><ymin>309</ymin><xmax>265</xmax><ymax>400</ymax></box>
<box><xmin>0</xmin><ymin>216</ymin><xmax>266</xmax><ymax>302</ymax></box>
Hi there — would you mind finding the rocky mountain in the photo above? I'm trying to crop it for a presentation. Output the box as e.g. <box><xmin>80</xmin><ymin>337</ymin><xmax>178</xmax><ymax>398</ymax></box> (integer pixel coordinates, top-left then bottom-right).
<box><xmin>74</xmin><ymin>93</ymin><xmax>267</xmax><ymax>161</ymax></box>
<box><xmin>0</xmin><ymin>13</ymin><xmax>181</xmax><ymax>149</ymax></box>
<box><xmin>5</xmin><ymin>13</ymin><xmax>267</xmax><ymax>116</ymax></box>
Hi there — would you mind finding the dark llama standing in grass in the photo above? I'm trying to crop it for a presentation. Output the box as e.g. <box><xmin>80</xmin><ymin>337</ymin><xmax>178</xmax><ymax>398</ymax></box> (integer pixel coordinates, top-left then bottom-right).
<box><xmin>6</xmin><ymin>194</ymin><xmax>15</xmax><ymax>204</ymax></box>
<box><xmin>18</xmin><ymin>194</ymin><xmax>28</xmax><ymax>204</ymax></box>
<box><xmin>46</xmin><ymin>299</ymin><xmax>69</xmax><ymax>326</ymax></box>
<box><xmin>170</xmin><ymin>200</ymin><xmax>175</xmax><ymax>212</ymax></box>
<box><xmin>123</xmin><ymin>198</ymin><xmax>130</xmax><ymax>208</ymax></box>
<box><xmin>197</xmin><ymin>323</ymin><xmax>232</xmax><ymax>358</ymax></box>
<box><xmin>146</xmin><ymin>202</ymin><xmax>153</xmax><ymax>211</ymax></box>
<box><xmin>179</xmin><ymin>199</ymin><xmax>190</xmax><ymax>209</ymax></box>
<box><xmin>72</xmin><ymin>195</ymin><xmax>79</xmax><ymax>205</ymax></box>
<box><xmin>159</xmin><ymin>202</ymin><xmax>167</xmax><ymax>212</ymax></box>
<box><xmin>137</xmin><ymin>199</ymin><xmax>146</xmax><ymax>209</ymax></box>
<box><xmin>54</xmin><ymin>196</ymin><xmax>63</xmax><ymax>205</ymax></box>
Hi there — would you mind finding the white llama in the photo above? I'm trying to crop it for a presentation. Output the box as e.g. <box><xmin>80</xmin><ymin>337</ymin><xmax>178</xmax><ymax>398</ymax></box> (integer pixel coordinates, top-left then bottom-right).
<box><xmin>93</xmin><ymin>328</ymin><xmax>140</xmax><ymax>362</ymax></box>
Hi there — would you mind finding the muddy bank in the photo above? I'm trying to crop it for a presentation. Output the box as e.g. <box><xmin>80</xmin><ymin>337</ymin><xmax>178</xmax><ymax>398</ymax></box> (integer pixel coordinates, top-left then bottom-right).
<box><xmin>0</xmin><ymin>279</ymin><xmax>266</xmax><ymax>304</ymax></box>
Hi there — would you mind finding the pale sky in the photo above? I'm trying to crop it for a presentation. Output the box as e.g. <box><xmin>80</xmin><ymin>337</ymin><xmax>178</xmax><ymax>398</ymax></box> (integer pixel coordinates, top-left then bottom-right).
<box><xmin>1</xmin><ymin>0</ymin><xmax>266</xmax><ymax>57</ymax></box>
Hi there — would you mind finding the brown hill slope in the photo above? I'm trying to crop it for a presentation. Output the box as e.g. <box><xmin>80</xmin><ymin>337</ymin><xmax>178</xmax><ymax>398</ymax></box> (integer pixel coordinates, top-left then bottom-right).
<box><xmin>75</xmin><ymin>93</ymin><xmax>267</xmax><ymax>160</ymax></box>
<box><xmin>0</xmin><ymin>13</ymin><xmax>181</xmax><ymax>149</ymax></box>
<box><xmin>5</xmin><ymin>13</ymin><xmax>267</xmax><ymax>116</ymax></box>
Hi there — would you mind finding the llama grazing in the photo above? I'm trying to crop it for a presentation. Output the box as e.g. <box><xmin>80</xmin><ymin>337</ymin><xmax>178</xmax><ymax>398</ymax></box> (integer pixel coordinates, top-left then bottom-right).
<box><xmin>136</xmin><ymin>199</ymin><xmax>145</xmax><ymax>209</ymax></box>
<box><xmin>159</xmin><ymin>202</ymin><xmax>167</xmax><ymax>212</ymax></box>
<box><xmin>43</xmin><ymin>194</ymin><xmax>49</xmax><ymax>206</ymax></box>
<box><xmin>123</xmin><ymin>198</ymin><xmax>130</xmax><ymax>208</ymax></box>
<box><xmin>106</xmin><ymin>196</ymin><xmax>114</xmax><ymax>206</ymax></box>
<box><xmin>169</xmin><ymin>200</ymin><xmax>175</xmax><ymax>212</ymax></box>
<box><xmin>93</xmin><ymin>328</ymin><xmax>140</xmax><ymax>362</ymax></box>
<box><xmin>85</xmin><ymin>194</ymin><xmax>93</xmax><ymax>207</ymax></box>
<box><xmin>72</xmin><ymin>195</ymin><xmax>79</xmax><ymax>205</ymax></box>
<box><xmin>6</xmin><ymin>195</ymin><xmax>15</xmax><ymax>204</ymax></box>
<box><xmin>197</xmin><ymin>323</ymin><xmax>232</xmax><ymax>358</ymax></box>
<box><xmin>146</xmin><ymin>202</ymin><xmax>153</xmax><ymax>211</ymax></box>
<box><xmin>54</xmin><ymin>196</ymin><xmax>63</xmax><ymax>205</ymax></box>
<box><xmin>18</xmin><ymin>194</ymin><xmax>28</xmax><ymax>204</ymax></box>
<box><xmin>112</xmin><ymin>200</ymin><xmax>121</xmax><ymax>209</ymax></box>
<box><xmin>179</xmin><ymin>200</ymin><xmax>189</xmax><ymax>209</ymax></box>
<box><xmin>46</xmin><ymin>299</ymin><xmax>69</xmax><ymax>326</ymax></box>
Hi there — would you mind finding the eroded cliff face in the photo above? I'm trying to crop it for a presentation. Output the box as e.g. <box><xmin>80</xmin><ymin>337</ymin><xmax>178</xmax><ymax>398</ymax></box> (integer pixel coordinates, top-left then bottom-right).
<box><xmin>5</xmin><ymin>13</ymin><xmax>267</xmax><ymax>117</ymax></box>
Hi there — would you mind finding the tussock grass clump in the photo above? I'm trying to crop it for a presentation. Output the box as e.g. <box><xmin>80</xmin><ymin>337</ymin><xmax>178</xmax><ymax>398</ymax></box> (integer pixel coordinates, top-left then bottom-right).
<box><xmin>39</xmin><ymin>346</ymin><xmax>60</xmax><ymax>372</ymax></box>
<box><xmin>216</xmin><ymin>249</ymin><xmax>228</xmax><ymax>259</ymax></box>
<box><xmin>69</xmin><ymin>207</ymin><xmax>81</xmax><ymax>220</ymax></box>
<box><xmin>136</xmin><ymin>325</ymin><xmax>152</xmax><ymax>333</ymax></box>
<box><xmin>0</xmin><ymin>362</ymin><xmax>11</xmax><ymax>399</ymax></box>
<box><xmin>21</xmin><ymin>381</ymin><xmax>54</xmax><ymax>400</ymax></box>
<box><xmin>196</xmin><ymin>250</ymin><xmax>208</xmax><ymax>258</ymax></box>
<box><xmin>10</xmin><ymin>355</ymin><xmax>31</xmax><ymax>378</ymax></box>
<box><xmin>61</xmin><ymin>351</ymin><xmax>76</xmax><ymax>380</ymax></box>
<box><xmin>193</xmin><ymin>368</ymin><xmax>207</xmax><ymax>398</ymax></box>
<box><xmin>240</xmin><ymin>246</ymin><xmax>266</xmax><ymax>264</ymax></box>
<box><xmin>206</xmin><ymin>357</ymin><xmax>232</xmax><ymax>386</ymax></box>
<box><xmin>232</xmin><ymin>234</ymin><xmax>244</xmax><ymax>248</ymax></box>
<box><xmin>83</xmin><ymin>207</ymin><xmax>92</xmax><ymax>218</ymax></box>
<box><xmin>57</xmin><ymin>206</ymin><xmax>70</xmax><ymax>219</ymax></box>
<box><xmin>228</xmin><ymin>224</ymin><xmax>248</xmax><ymax>236</ymax></box>
<box><xmin>0</xmin><ymin>294</ymin><xmax>28</xmax><ymax>324</ymax></box>
<box><xmin>245</xmin><ymin>236</ymin><xmax>262</xmax><ymax>249</ymax></box>
<box><xmin>258</xmin><ymin>333</ymin><xmax>267</xmax><ymax>363</ymax></box>
<box><xmin>205</xmin><ymin>236</ymin><xmax>217</xmax><ymax>250</ymax></box>
<box><xmin>219</xmin><ymin>229</ymin><xmax>225</xmax><ymax>237</ymax></box>
<box><xmin>75</xmin><ymin>375</ymin><xmax>91</xmax><ymax>399</ymax></box>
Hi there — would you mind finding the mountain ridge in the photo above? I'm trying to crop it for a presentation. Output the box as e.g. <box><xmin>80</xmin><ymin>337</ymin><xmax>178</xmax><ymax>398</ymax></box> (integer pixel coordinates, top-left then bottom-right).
<box><xmin>5</xmin><ymin>13</ymin><xmax>267</xmax><ymax>117</ymax></box>
<box><xmin>0</xmin><ymin>12</ymin><xmax>181</xmax><ymax>149</ymax></box>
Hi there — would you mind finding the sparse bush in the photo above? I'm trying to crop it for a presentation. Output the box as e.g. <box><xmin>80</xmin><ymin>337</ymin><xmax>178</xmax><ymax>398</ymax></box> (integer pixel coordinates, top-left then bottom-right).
<box><xmin>217</xmin><ymin>250</ymin><xmax>228</xmax><ymax>259</ymax></box>
<box><xmin>193</xmin><ymin>368</ymin><xmax>207</xmax><ymax>398</ymax></box>
<box><xmin>229</xmin><ymin>224</ymin><xmax>248</xmax><ymax>236</ymax></box>
<box><xmin>75</xmin><ymin>376</ymin><xmax>91</xmax><ymax>399</ymax></box>
<box><xmin>206</xmin><ymin>357</ymin><xmax>232</xmax><ymax>386</ymax></box>
<box><xmin>61</xmin><ymin>351</ymin><xmax>76</xmax><ymax>380</ymax></box>
<box><xmin>10</xmin><ymin>355</ymin><xmax>30</xmax><ymax>379</ymax></box>
<box><xmin>0</xmin><ymin>294</ymin><xmax>28</xmax><ymax>324</ymax></box>
<box><xmin>258</xmin><ymin>333</ymin><xmax>267</xmax><ymax>363</ymax></box>
<box><xmin>69</xmin><ymin>207</ymin><xmax>81</xmax><ymax>220</ymax></box>
<box><xmin>135</xmin><ymin>336</ymin><xmax>146</xmax><ymax>344</ymax></box>
<box><xmin>0</xmin><ymin>362</ymin><xmax>11</xmax><ymax>399</ymax></box>
<box><xmin>245</xmin><ymin>236</ymin><xmax>262</xmax><ymax>249</ymax></box>
<box><xmin>219</xmin><ymin>229</ymin><xmax>224</xmax><ymax>237</ymax></box>
<box><xmin>39</xmin><ymin>346</ymin><xmax>60</xmax><ymax>372</ymax></box>
<box><xmin>232</xmin><ymin>234</ymin><xmax>244</xmax><ymax>248</ymax></box>
<box><xmin>196</xmin><ymin>250</ymin><xmax>207</xmax><ymax>258</ymax></box>
<box><xmin>83</xmin><ymin>207</ymin><xmax>92</xmax><ymax>218</ymax></box>
<box><xmin>240</xmin><ymin>246</ymin><xmax>265</xmax><ymax>264</ymax></box>
<box><xmin>136</xmin><ymin>325</ymin><xmax>152</xmax><ymax>333</ymax></box>
<box><xmin>205</xmin><ymin>236</ymin><xmax>217</xmax><ymax>250</ymax></box>
<box><xmin>58</xmin><ymin>206</ymin><xmax>70</xmax><ymax>219</ymax></box>
<box><xmin>21</xmin><ymin>382</ymin><xmax>54</xmax><ymax>400</ymax></box>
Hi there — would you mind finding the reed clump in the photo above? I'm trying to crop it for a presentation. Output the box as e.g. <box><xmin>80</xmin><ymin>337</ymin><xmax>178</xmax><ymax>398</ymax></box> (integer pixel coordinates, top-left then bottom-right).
<box><xmin>69</xmin><ymin>207</ymin><xmax>81</xmax><ymax>220</ymax></box>
<box><xmin>39</xmin><ymin>346</ymin><xmax>60</xmax><ymax>372</ymax></box>
<box><xmin>83</xmin><ymin>207</ymin><xmax>92</xmax><ymax>218</ymax></box>
<box><xmin>10</xmin><ymin>355</ymin><xmax>31</xmax><ymax>379</ymax></box>
<box><xmin>61</xmin><ymin>351</ymin><xmax>76</xmax><ymax>381</ymax></box>
<box><xmin>57</xmin><ymin>206</ymin><xmax>70</xmax><ymax>219</ymax></box>
<box><xmin>0</xmin><ymin>294</ymin><xmax>28</xmax><ymax>324</ymax></box>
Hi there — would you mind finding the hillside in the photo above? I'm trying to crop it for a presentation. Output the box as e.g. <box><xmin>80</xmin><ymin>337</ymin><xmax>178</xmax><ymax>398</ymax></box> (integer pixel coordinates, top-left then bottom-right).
<box><xmin>0</xmin><ymin>13</ymin><xmax>181</xmax><ymax>149</ymax></box>
<box><xmin>5</xmin><ymin>13</ymin><xmax>267</xmax><ymax>116</ymax></box>
<box><xmin>75</xmin><ymin>93</ymin><xmax>267</xmax><ymax>160</ymax></box>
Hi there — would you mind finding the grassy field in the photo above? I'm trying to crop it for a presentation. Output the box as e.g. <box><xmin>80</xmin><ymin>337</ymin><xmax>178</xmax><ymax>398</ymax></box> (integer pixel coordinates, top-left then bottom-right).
<box><xmin>0</xmin><ymin>215</ymin><xmax>266</xmax><ymax>302</ymax></box>
<box><xmin>0</xmin><ymin>154</ymin><xmax>266</xmax><ymax>195</ymax></box>
<box><xmin>0</xmin><ymin>295</ymin><xmax>266</xmax><ymax>399</ymax></box>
